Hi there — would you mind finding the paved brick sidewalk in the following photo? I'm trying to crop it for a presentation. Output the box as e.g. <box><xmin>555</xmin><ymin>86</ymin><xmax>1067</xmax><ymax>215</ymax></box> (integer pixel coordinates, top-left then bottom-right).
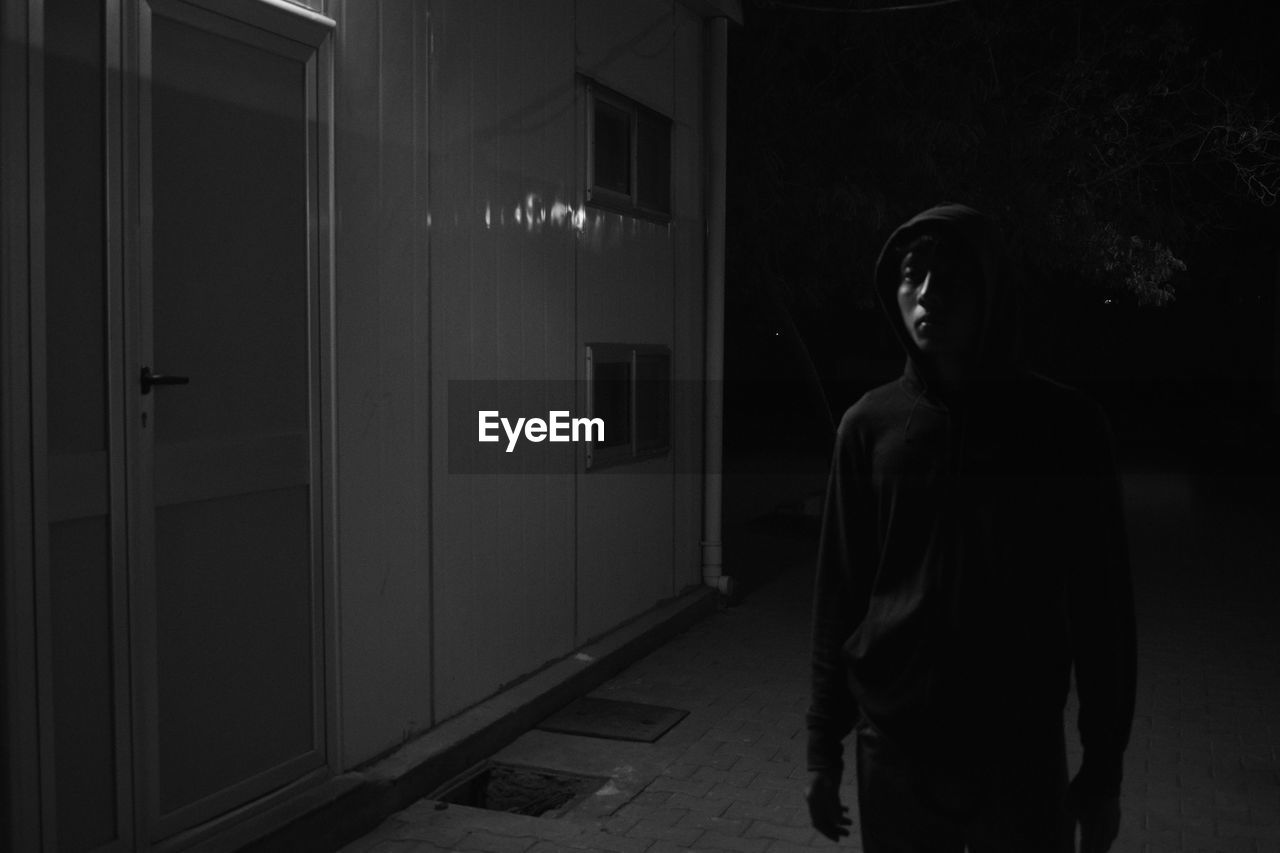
<box><xmin>342</xmin><ymin>468</ymin><xmax>1280</xmax><ymax>853</ymax></box>
<box><xmin>1117</xmin><ymin>470</ymin><xmax>1280</xmax><ymax>853</ymax></box>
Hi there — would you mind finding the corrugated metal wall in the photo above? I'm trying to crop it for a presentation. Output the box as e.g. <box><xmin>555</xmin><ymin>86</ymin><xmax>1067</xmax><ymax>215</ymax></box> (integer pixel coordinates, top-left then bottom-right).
<box><xmin>334</xmin><ymin>0</ymin><xmax>709</xmax><ymax>763</ymax></box>
<box><xmin>574</xmin><ymin>0</ymin><xmax>705</xmax><ymax>643</ymax></box>
<box><xmin>6</xmin><ymin>0</ymin><xmax>719</xmax><ymax>844</ymax></box>
<box><xmin>427</xmin><ymin>0</ymin><xmax>580</xmax><ymax>722</ymax></box>
<box><xmin>333</xmin><ymin>0</ymin><xmax>434</xmax><ymax>767</ymax></box>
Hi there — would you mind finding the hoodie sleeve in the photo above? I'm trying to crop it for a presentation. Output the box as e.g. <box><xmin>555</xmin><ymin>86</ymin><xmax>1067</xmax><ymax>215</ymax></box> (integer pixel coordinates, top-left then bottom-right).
<box><xmin>806</xmin><ymin>408</ymin><xmax>875</xmax><ymax>777</ymax></box>
<box><xmin>1067</xmin><ymin>403</ymin><xmax>1137</xmax><ymax>802</ymax></box>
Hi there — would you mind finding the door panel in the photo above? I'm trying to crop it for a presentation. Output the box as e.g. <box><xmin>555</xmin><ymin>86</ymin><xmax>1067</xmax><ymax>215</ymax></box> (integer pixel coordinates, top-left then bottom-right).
<box><xmin>44</xmin><ymin>0</ymin><xmax>129</xmax><ymax>848</ymax></box>
<box><xmin>32</xmin><ymin>0</ymin><xmax>332</xmax><ymax>847</ymax></box>
<box><xmin>149</xmin><ymin>12</ymin><xmax>309</xmax><ymax>446</ymax></box>
<box><xmin>139</xmin><ymin>0</ymin><xmax>325</xmax><ymax>838</ymax></box>
<box><xmin>49</xmin><ymin>518</ymin><xmax>119</xmax><ymax>851</ymax></box>
<box><xmin>155</xmin><ymin>487</ymin><xmax>314</xmax><ymax>816</ymax></box>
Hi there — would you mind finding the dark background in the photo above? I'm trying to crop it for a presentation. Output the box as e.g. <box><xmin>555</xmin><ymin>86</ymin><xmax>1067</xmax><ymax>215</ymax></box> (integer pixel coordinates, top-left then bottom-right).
<box><xmin>723</xmin><ymin>0</ymin><xmax>1279</xmax><ymax>451</ymax></box>
<box><xmin>719</xmin><ymin>0</ymin><xmax>1280</xmax><ymax>595</ymax></box>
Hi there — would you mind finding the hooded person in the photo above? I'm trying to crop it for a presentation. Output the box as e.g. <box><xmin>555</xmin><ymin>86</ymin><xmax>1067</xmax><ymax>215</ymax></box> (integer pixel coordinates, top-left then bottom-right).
<box><xmin>804</xmin><ymin>204</ymin><xmax>1136</xmax><ymax>852</ymax></box>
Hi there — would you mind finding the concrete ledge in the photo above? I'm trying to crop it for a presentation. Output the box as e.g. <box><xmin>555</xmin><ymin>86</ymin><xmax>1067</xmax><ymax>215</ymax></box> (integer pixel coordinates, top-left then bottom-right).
<box><xmin>240</xmin><ymin>584</ymin><xmax>719</xmax><ymax>852</ymax></box>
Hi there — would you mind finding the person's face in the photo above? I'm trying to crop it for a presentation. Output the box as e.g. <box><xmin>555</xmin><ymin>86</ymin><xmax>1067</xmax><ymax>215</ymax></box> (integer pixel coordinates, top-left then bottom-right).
<box><xmin>896</xmin><ymin>236</ymin><xmax>983</xmax><ymax>357</ymax></box>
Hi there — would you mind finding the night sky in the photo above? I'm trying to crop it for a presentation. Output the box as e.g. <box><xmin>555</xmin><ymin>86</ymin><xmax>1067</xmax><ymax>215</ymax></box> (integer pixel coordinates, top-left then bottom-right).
<box><xmin>723</xmin><ymin>0</ymin><xmax>1280</xmax><ymax>466</ymax></box>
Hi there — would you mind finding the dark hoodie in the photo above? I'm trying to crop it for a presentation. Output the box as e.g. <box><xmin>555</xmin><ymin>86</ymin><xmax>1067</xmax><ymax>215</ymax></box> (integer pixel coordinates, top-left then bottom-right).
<box><xmin>806</xmin><ymin>204</ymin><xmax>1136</xmax><ymax>802</ymax></box>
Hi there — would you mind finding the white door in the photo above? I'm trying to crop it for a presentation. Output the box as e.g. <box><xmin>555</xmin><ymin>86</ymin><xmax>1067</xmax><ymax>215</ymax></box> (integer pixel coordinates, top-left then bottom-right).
<box><xmin>25</xmin><ymin>0</ymin><xmax>332</xmax><ymax>848</ymax></box>
<box><xmin>129</xmin><ymin>0</ymin><xmax>332</xmax><ymax>841</ymax></box>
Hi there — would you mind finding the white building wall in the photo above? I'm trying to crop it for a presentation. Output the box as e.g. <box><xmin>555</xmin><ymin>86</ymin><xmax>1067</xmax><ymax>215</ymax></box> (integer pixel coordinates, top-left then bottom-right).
<box><xmin>333</xmin><ymin>0</ymin><xmax>435</xmax><ymax>768</ymax></box>
<box><xmin>1</xmin><ymin>0</ymin><xmax>729</xmax><ymax>845</ymax></box>
<box><xmin>334</xmin><ymin>0</ymin><xmax>712</xmax><ymax>763</ymax></box>
<box><xmin>574</xmin><ymin>0</ymin><xmax>704</xmax><ymax>641</ymax></box>
<box><xmin>427</xmin><ymin>0</ymin><xmax>580</xmax><ymax>721</ymax></box>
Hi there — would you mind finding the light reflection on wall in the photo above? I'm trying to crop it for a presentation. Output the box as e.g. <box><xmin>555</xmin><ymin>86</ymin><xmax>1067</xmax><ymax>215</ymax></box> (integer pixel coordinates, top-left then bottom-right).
<box><xmin>468</xmin><ymin>194</ymin><xmax>669</xmax><ymax>248</ymax></box>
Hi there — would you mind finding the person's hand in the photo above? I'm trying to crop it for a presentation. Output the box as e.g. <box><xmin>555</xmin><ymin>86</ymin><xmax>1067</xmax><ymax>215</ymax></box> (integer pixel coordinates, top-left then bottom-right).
<box><xmin>1067</xmin><ymin>780</ymin><xmax>1121</xmax><ymax>853</ymax></box>
<box><xmin>1076</xmin><ymin>795</ymin><xmax>1120</xmax><ymax>853</ymax></box>
<box><xmin>805</xmin><ymin>770</ymin><xmax>852</xmax><ymax>842</ymax></box>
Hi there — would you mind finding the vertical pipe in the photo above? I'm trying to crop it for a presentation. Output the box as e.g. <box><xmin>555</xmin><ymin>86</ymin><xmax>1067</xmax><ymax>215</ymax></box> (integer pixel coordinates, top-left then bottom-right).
<box><xmin>701</xmin><ymin>15</ymin><xmax>731</xmax><ymax>596</ymax></box>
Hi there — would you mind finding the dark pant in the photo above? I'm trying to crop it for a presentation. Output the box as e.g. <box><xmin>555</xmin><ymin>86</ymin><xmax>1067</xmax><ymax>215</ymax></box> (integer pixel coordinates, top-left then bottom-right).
<box><xmin>855</xmin><ymin>719</ymin><xmax>1074</xmax><ymax>853</ymax></box>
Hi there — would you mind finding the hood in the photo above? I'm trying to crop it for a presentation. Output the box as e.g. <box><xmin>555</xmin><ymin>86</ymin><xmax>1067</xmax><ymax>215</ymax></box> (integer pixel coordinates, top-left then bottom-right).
<box><xmin>873</xmin><ymin>203</ymin><xmax>1022</xmax><ymax>394</ymax></box>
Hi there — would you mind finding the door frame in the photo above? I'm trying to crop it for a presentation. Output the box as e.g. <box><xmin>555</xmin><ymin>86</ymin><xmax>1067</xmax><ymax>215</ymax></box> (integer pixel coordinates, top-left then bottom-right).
<box><xmin>2</xmin><ymin>0</ymin><xmax>41</xmax><ymax>849</ymax></box>
<box><xmin>2</xmin><ymin>0</ymin><xmax>340</xmax><ymax>848</ymax></box>
<box><xmin>123</xmin><ymin>0</ymin><xmax>339</xmax><ymax>847</ymax></box>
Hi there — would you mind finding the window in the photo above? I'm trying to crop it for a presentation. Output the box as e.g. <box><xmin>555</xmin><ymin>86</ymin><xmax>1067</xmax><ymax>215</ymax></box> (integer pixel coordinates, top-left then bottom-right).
<box><xmin>586</xmin><ymin>81</ymin><xmax>672</xmax><ymax>220</ymax></box>
<box><xmin>634</xmin><ymin>349</ymin><xmax>670</xmax><ymax>455</ymax></box>
<box><xmin>585</xmin><ymin>344</ymin><xmax>671</xmax><ymax>470</ymax></box>
<box><xmin>592</xmin><ymin>99</ymin><xmax>632</xmax><ymax>197</ymax></box>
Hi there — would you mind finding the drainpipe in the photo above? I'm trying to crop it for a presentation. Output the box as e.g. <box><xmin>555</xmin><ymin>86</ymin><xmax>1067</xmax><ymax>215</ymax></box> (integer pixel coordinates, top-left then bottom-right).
<box><xmin>701</xmin><ymin>14</ymin><xmax>733</xmax><ymax>597</ymax></box>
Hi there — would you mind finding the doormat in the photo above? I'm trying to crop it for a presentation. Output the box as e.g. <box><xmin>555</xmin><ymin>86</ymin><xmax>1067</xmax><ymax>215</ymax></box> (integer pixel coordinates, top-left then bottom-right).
<box><xmin>536</xmin><ymin>697</ymin><xmax>688</xmax><ymax>742</ymax></box>
<box><xmin>437</xmin><ymin>763</ymin><xmax>606</xmax><ymax>818</ymax></box>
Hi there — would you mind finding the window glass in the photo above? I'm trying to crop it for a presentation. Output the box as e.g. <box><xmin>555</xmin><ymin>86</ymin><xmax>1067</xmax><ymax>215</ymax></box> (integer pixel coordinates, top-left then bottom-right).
<box><xmin>585</xmin><ymin>344</ymin><xmax>670</xmax><ymax>469</ymax></box>
<box><xmin>593</xmin><ymin>98</ymin><xmax>631</xmax><ymax>196</ymax></box>
<box><xmin>586</xmin><ymin>81</ymin><xmax>672</xmax><ymax>220</ymax></box>
<box><xmin>636</xmin><ymin>110</ymin><xmax>671</xmax><ymax>214</ymax></box>
<box><xmin>593</xmin><ymin>359</ymin><xmax>631</xmax><ymax>450</ymax></box>
<box><xmin>635</xmin><ymin>351</ymin><xmax>670</xmax><ymax>452</ymax></box>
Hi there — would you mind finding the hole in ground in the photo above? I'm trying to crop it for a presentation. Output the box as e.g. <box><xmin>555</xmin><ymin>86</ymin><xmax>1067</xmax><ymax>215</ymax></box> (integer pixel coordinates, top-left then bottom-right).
<box><xmin>436</xmin><ymin>763</ymin><xmax>608</xmax><ymax>818</ymax></box>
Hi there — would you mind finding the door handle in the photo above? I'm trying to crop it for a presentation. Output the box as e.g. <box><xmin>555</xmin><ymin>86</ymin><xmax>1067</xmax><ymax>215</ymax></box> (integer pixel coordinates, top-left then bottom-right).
<box><xmin>140</xmin><ymin>366</ymin><xmax>190</xmax><ymax>395</ymax></box>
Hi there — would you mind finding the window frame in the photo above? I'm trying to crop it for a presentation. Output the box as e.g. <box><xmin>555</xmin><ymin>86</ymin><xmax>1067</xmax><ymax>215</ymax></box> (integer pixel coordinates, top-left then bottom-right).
<box><xmin>584</xmin><ymin>79</ymin><xmax>673</xmax><ymax>222</ymax></box>
<box><xmin>584</xmin><ymin>343</ymin><xmax>672</xmax><ymax>471</ymax></box>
